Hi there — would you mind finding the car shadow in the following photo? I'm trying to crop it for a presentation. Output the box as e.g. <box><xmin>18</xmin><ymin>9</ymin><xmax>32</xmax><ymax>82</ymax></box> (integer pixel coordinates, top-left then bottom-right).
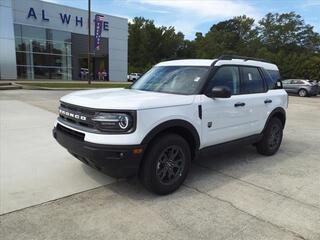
<box><xmin>102</xmin><ymin>144</ymin><xmax>290</xmax><ymax>201</ymax></box>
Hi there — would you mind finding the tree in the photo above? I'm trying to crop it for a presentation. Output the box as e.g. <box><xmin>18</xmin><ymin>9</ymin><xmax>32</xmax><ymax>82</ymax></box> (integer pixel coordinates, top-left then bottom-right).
<box><xmin>193</xmin><ymin>15</ymin><xmax>260</xmax><ymax>58</ymax></box>
<box><xmin>128</xmin><ymin>13</ymin><xmax>320</xmax><ymax>80</ymax></box>
<box><xmin>128</xmin><ymin>17</ymin><xmax>185</xmax><ymax>73</ymax></box>
<box><xmin>258</xmin><ymin>12</ymin><xmax>320</xmax><ymax>52</ymax></box>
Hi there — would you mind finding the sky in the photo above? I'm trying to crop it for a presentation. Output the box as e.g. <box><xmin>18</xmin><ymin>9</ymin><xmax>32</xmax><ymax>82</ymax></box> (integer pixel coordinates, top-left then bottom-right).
<box><xmin>44</xmin><ymin>0</ymin><xmax>320</xmax><ymax>39</ymax></box>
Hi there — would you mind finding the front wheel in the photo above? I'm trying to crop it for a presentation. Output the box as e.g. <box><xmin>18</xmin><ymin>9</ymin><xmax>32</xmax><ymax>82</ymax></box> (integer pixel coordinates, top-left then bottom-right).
<box><xmin>139</xmin><ymin>133</ymin><xmax>191</xmax><ymax>195</ymax></box>
<box><xmin>256</xmin><ymin>118</ymin><xmax>283</xmax><ymax>156</ymax></box>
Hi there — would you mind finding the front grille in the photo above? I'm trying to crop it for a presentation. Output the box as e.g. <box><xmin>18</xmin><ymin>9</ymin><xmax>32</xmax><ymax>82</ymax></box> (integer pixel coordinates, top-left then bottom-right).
<box><xmin>57</xmin><ymin>124</ymin><xmax>85</xmax><ymax>140</ymax></box>
<box><xmin>59</xmin><ymin>102</ymin><xmax>95</xmax><ymax>129</ymax></box>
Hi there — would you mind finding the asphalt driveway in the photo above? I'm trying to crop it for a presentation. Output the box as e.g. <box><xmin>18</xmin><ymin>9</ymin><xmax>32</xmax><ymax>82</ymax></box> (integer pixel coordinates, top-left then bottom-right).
<box><xmin>0</xmin><ymin>90</ymin><xmax>319</xmax><ymax>240</ymax></box>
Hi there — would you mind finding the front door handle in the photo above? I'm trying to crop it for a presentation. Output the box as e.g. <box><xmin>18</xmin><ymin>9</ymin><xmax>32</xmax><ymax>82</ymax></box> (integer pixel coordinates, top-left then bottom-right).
<box><xmin>264</xmin><ymin>99</ymin><xmax>272</xmax><ymax>104</ymax></box>
<box><xmin>234</xmin><ymin>102</ymin><xmax>245</xmax><ymax>107</ymax></box>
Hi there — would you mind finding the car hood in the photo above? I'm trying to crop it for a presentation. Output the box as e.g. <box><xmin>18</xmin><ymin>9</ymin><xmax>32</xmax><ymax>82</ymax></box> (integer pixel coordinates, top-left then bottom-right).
<box><xmin>60</xmin><ymin>88</ymin><xmax>195</xmax><ymax>110</ymax></box>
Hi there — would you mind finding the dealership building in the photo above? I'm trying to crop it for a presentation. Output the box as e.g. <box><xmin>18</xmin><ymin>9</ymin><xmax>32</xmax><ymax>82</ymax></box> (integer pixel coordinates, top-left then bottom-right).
<box><xmin>0</xmin><ymin>0</ymin><xmax>128</xmax><ymax>81</ymax></box>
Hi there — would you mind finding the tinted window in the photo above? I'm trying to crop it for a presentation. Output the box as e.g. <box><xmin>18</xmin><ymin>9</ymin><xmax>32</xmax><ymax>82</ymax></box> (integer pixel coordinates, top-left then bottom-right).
<box><xmin>241</xmin><ymin>67</ymin><xmax>265</xmax><ymax>94</ymax></box>
<box><xmin>282</xmin><ymin>80</ymin><xmax>291</xmax><ymax>84</ymax></box>
<box><xmin>267</xmin><ymin>70</ymin><xmax>280</xmax><ymax>82</ymax></box>
<box><xmin>265</xmin><ymin>69</ymin><xmax>281</xmax><ymax>89</ymax></box>
<box><xmin>291</xmin><ymin>80</ymin><xmax>304</xmax><ymax>84</ymax></box>
<box><xmin>210</xmin><ymin>66</ymin><xmax>240</xmax><ymax>95</ymax></box>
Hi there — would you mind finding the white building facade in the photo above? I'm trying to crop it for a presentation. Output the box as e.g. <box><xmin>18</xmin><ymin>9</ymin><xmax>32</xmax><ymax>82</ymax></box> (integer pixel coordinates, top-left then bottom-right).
<box><xmin>0</xmin><ymin>0</ymin><xmax>128</xmax><ymax>81</ymax></box>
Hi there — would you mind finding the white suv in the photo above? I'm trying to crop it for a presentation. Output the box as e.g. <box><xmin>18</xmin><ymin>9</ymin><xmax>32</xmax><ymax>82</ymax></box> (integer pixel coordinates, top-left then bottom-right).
<box><xmin>53</xmin><ymin>55</ymin><xmax>288</xmax><ymax>195</ymax></box>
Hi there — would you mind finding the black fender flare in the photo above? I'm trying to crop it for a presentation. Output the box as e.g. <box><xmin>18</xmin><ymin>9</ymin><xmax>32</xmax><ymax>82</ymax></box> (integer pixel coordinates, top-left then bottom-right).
<box><xmin>262</xmin><ymin>107</ymin><xmax>286</xmax><ymax>133</ymax></box>
<box><xmin>141</xmin><ymin>119</ymin><xmax>200</xmax><ymax>151</ymax></box>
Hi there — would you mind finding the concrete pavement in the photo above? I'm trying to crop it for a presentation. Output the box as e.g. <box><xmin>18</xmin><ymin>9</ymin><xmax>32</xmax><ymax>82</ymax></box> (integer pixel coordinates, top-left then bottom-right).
<box><xmin>0</xmin><ymin>90</ymin><xmax>319</xmax><ymax>240</ymax></box>
<box><xmin>0</xmin><ymin>97</ymin><xmax>114</xmax><ymax>214</ymax></box>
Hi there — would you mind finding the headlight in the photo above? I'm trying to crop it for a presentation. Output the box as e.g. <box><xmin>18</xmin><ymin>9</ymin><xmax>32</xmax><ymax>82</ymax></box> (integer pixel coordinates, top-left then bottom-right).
<box><xmin>92</xmin><ymin>112</ymin><xmax>134</xmax><ymax>132</ymax></box>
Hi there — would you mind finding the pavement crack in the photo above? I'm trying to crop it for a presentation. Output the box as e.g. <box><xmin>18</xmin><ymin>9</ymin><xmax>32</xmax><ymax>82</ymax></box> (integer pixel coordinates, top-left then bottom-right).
<box><xmin>194</xmin><ymin>162</ymin><xmax>320</xmax><ymax>211</ymax></box>
<box><xmin>183</xmin><ymin>183</ymin><xmax>308</xmax><ymax>240</ymax></box>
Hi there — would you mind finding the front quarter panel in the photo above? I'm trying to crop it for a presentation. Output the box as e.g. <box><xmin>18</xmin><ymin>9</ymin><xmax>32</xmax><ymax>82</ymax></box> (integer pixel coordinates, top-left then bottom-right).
<box><xmin>56</xmin><ymin>99</ymin><xmax>200</xmax><ymax>146</ymax></box>
<box><xmin>138</xmin><ymin>102</ymin><xmax>201</xmax><ymax>144</ymax></box>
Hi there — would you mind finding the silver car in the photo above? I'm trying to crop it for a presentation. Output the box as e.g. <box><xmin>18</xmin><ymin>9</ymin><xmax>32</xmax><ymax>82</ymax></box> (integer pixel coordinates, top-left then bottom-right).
<box><xmin>282</xmin><ymin>79</ymin><xmax>319</xmax><ymax>97</ymax></box>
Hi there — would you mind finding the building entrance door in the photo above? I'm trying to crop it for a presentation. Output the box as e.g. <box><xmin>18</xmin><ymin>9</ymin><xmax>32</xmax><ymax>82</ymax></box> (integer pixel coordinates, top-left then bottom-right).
<box><xmin>78</xmin><ymin>55</ymin><xmax>108</xmax><ymax>81</ymax></box>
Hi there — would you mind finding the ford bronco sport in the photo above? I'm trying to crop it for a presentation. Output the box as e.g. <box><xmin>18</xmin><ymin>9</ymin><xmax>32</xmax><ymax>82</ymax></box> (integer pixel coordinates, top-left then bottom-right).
<box><xmin>53</xmin><ymin>55</ymin><xmax>288</xmax><ymax>195</ymax></box>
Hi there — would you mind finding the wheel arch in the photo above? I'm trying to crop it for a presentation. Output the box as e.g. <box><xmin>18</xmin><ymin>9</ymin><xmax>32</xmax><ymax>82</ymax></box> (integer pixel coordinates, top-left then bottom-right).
<box><xmin>263</xmin><ymin>107</ymin><xmax>286</xmax><ymax>132</ymax></box>
<box><xmin>141</xmin><ymin>119</ymin><xmax>200</xmax><ymax>159</ymax></box>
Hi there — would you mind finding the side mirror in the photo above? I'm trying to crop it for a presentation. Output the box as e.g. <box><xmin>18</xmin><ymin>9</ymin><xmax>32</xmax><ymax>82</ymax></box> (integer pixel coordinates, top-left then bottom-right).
<box><xmin>211</xmin><ymin>86</ymin><xmax>232</xmax><ymax>98</ymax></box>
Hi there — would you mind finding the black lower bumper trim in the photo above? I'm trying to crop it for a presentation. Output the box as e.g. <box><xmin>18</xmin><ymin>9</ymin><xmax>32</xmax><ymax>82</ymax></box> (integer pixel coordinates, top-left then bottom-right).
<box><xmin>53</xmin><ymin>125</ymin><xmax>145</xmax><ymax>178</ymax></box>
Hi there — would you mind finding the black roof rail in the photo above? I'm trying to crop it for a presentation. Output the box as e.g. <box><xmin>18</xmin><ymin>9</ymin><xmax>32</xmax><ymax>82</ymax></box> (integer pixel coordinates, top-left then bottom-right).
<box><xmin>217</xmin><ymin>55</ymin><xmax>271</xmax><ymax>63</ymax></box>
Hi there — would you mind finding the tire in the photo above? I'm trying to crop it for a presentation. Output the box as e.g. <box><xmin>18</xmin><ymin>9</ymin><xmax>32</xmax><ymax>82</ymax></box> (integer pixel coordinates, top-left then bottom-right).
<box><xmin>298</xmin><ymin>89</ymin><xmax>308</xmax><ymax>97</ymax></box>
<box><xmin>256</xmin><ymin>117</ymin><xmax>283</xmax><ymax>156</ymax></box>
<box><xmin>139</xmin><ymin>133</ymin><xmax>191</xmax><ymax>195</ymax></box>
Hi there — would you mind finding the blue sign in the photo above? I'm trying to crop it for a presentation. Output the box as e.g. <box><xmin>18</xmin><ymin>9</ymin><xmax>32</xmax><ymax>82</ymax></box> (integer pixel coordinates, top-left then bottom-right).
<box><xmin>94</xmin><ymin>15</ymin><xmax>104</xmax><ymax>50</ymax></box>
<box><xmin>26</xmin><ymin>7</ymin><xmax>109</xmax><ymax>31</ymax></box>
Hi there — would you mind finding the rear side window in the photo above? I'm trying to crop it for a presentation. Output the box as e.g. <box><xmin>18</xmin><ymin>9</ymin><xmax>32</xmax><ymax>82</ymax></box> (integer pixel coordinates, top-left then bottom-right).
<box><xmin>282</xmin><ymin>80</ymin><xmax>291</xmax><ymax>84</ymax></box>
<box><xmin>240</xmin><ymin>67</ymin><xmax>265</xmax><ymax>94</ymax></box>
<box><xmin>265</xmin><ymin>70</ymin><xmax>281</xmax><ymax>89</ymax></box>
<box><xmin>292</xmin><ymin>80</ymin><xmax>304</xmax><ymax>84</ymax></box>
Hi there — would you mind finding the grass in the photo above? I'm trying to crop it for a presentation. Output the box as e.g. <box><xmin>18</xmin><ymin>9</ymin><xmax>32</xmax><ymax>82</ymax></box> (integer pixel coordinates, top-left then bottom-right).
<box><xmin>18</xmin><ymin>82</ymin><xmax>131</xmax><ymax>89</ymax></box>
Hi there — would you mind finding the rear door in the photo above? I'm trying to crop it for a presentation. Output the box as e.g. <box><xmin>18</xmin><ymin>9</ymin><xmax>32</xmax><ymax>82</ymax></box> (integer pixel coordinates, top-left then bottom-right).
<box><xmin>291</xmin><ymin>80</ymin><xmax>302</xmax><ymax>93</ymax></box>
<box><xmin>239</xmin><ymin>66</ymin><xmax>270</xmax><ymax>134</ymax></box>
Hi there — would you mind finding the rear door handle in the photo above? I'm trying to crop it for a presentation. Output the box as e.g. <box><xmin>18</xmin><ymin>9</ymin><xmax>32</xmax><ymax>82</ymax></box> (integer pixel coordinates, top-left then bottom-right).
<box><xmin>234</xmin><ymin>102</ymin><xmax>245</xmax><ymax>107</ymax></box>
<box><xmin>264</xmin><ymin>99</ymin><xmax>272</xmax><ymax>104</ymax></box>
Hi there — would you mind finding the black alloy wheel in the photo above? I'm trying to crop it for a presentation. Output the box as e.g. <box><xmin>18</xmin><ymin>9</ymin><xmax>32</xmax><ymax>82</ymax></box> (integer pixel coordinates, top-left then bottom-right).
<box><xmin>140</xmin><ymin>133</ymin><xmax>191</xmax><ymax>195</ymax></box>
<box><xmin>256</xmin><ymin>117</ymin><xmax>283</xmax><ymax>156</ymax></box>
<box><xmin>156</xmin><ymin>145</ymin><xmax>186</xmax><ymax>185</ymax></box>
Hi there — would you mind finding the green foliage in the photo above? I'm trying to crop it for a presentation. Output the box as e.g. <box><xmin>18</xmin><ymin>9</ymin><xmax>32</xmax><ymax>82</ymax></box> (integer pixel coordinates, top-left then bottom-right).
<box><xmin>128</xmin><ymin>13</ymin><xmax>320</xmax><ymax>80</ymax></box>
<box><xmin>128</xmin><ymin>17</ymin><xmax>185</xmax><ymax>73</ymax></box>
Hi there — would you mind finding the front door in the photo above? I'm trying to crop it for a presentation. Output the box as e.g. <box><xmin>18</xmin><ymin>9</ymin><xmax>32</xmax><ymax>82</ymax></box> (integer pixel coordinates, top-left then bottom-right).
<box><xmin>201</xmin><ymin>66</ymin><xmax>253</xmax><ymax>148</ymax></box>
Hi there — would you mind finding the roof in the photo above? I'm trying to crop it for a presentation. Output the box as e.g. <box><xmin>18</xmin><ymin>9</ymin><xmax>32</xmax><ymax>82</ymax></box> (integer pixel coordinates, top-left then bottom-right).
<box><xmin>156</xmin><ymin>59</ymin><xmax>278</xmax><ymax>70</ymax></box>
<box><xmin>156</xmin><ymin>59</ymin><xmax>215</xmax><ymax>67</ymax></box>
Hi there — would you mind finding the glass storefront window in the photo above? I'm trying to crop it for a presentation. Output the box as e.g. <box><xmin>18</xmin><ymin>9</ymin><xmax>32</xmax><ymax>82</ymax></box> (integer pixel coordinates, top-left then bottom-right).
<box><xmin>32</xmin><ymin>53</ymin><xmax>71</xmax><ymax>67</ymax></box>
<box><xmin>33</xmin><ymin>66</ymin><xmax>72</xmax><ymax>80</ymax></box>
<box><xmin>21</xmin><ymin>25</ymin><xmax>46</xmax><ymax>40</ymax></box>
<box><xmin>14</xmin><ymin>24</ymin><xmax>72</xmax><ymax>80</ymax></box>
<box><xmin>50</xmin><ymin>29</ymin><xmax>72</xmax><ymax>43</ymax></box>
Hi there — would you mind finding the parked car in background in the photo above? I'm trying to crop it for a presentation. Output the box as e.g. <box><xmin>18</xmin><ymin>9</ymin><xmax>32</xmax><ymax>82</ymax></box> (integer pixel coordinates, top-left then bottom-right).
<box><xmin>127</xmin><ymin>73</ymin><xmax>141</xmax><ymax>82</ymax></box>
<box><xmin>282</xmin><ymin>79</ymin><xmax>319</xmax><ymax>97</ymax></box>
<box><xmin>308</xmin><ymin>80</ymin><xmax>320</xmax><ymax>94</ymax></box>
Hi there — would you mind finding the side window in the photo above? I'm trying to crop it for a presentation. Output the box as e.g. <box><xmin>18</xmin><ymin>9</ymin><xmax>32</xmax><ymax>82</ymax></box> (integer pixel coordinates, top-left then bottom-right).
<box><xmin>210</xmin><ymin>66</ymin><xmax>240</xmax><ymax>95</ymax></box>
<box><xmin>292</xmin><ymin>80</ymin><xmax>301</xmax><ymax>84</ymax></box>
<box><xmin>282</xmin><ymin>80</ymin><xmax>291</xmax><ymax>84</ymax></box>
<box><xmin>241</xmin><ymin>67</ymin><xmax>265</xmax><ymax>94</ymax></box>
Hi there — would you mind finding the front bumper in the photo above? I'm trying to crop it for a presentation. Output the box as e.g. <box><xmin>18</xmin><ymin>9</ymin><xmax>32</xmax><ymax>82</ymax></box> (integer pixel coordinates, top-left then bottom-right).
<box><xmin>53</xmin><ymin>124</ymin><xmax>145</xmax><ymax>178</ymax></box>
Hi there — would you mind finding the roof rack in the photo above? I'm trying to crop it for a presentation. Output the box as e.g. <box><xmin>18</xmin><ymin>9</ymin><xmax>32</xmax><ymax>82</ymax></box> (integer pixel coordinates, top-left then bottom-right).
<box><xmin>218</xmin><ymin>55</ymin><xmax>271</xmax><ymax>63</ymax></box>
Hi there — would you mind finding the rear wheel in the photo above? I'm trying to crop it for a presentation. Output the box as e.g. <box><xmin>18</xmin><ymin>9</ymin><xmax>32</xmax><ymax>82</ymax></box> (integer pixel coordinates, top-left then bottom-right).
<box><xmin>256</xmin><ymin>118</ymin><xmax>283</xmax><ymax>156</ymax></box>
<box><xmin>139</xmin><ymin>133</ymin><xmax>191</xmax><ymax>195</ymax></box>
<box><xmin>298</xmin><ymin>89</ymin><xmax>308</xmax><ymax>97</ymax></box>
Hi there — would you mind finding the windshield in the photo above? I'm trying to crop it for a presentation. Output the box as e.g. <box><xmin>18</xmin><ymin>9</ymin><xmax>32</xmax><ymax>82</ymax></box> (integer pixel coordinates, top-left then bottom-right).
<box><xmin>131</xmin><ymin>66</ymin><xmax>209</xmax><ymax>95</ymax></box>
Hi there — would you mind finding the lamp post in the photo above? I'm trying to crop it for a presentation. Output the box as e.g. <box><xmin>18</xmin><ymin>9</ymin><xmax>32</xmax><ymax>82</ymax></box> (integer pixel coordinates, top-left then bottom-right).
<box><xmin>87</xmin><ymin>0</ymin><xmax>91</xmax><ymax>84</ymax></box>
